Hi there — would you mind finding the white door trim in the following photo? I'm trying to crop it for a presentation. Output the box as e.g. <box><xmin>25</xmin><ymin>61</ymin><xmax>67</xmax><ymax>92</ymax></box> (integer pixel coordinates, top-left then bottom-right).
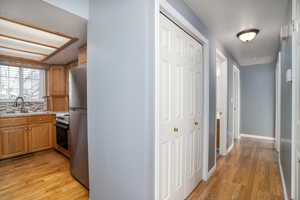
<box><xmin>296</xmin><ymin>150</ymin><xmax>300</xmax><ymax>200</ymax></box>
<box><xmin>275</xmin><ymin>52</ymin><xmax>282</xmax><ymax>153</ymax></box>
<box><xmin>232</xmin><ymin>65</ymin><xmax>240</xmax><ymax>140</ymax></box>
<box><xmin>216</xmin><ymin>49</ymin><xmax>228</xmax><ymax>156</ymax></box>
<box><xmin>292</xmin><ymin>0</ymin><xmax>299</xmax><ymax>197</ymax></box>
<box><xmin>279</xmin><ymin>155</ymin><xmax>290</xmax><ymax>200</ymax></box>
<box><xmin>155</xmin><ymin>1</ymin><xmax>210</xmax><ymax>199</ymax></box>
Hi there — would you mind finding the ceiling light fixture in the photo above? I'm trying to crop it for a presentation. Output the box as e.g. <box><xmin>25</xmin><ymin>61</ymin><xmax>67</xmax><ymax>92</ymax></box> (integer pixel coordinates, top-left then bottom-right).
<box><xmin>237</xmin><ymin>29</ymin><xmax>260</xmax><ymax>42</ymax></box>
<box><xmin>0</xmin><ymin>17</ymin><xmax>77</xmax><ymax>62</ymax></box>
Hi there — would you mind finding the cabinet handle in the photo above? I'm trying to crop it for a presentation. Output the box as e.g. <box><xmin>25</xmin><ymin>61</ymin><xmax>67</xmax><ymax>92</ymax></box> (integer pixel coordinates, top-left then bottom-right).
<box><xmin>173</xmin><ymin>128</ymin><xmax>179</xmax><ymax>133</ymax></box>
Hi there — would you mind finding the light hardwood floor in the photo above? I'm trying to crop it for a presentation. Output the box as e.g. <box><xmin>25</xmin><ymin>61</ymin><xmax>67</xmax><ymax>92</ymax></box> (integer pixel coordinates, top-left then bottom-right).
<box><xmin>188</xmin><ymin>137</ymin><xmax>284</xmax><ymax>200</ymax></box>
<box><xmin>0</xmin><ymin>150</ymin><xmax>88</xmax><ymax>200</ymax></box>
<box><xmin>0</xmin><ymin>138</ymin><xmax>283</xmax><ymax>200</ymax></box>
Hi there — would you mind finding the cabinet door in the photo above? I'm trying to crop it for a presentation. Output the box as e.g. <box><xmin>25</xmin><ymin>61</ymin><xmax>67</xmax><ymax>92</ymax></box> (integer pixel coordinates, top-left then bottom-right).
<box><xmin>29</xmin><ymin>123</ymin><xmax>53</xmax><ymax>152</ymax></box>
<box><xmin>48</xmin><ymin>66</ymin><xmax>67</xmax><ymax>96</ymax></box>
<box><xmin>0</xmin><ymin>126</ymin><xmax>28</xmax><ymax>159</ymax></box>
<box><xmin>78</xmin><ymin>45</ymin><xmax>87</xmax><ymax>65</ymax></box>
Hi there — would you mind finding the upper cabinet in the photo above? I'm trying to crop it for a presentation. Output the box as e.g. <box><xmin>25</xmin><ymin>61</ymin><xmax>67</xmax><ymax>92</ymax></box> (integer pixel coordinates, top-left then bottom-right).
<box><xmin>48</xmin><ymin>66</ymin><xmax>68</xmax><ymax>96</ymax></box>
<box><xmin>46</xmin><ymin>45</ymin><xmax>87</xmax><ymax>112</ymax></box>
<box><xmin>47</xmin><ymin>66</ymin><xmax>69</xmax><ymax>112</ymax></box>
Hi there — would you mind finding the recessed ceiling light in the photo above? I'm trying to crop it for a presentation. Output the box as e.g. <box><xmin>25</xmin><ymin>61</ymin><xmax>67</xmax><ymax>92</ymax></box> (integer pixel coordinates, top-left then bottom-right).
<box><xmin>237</xmin><ymin>29</ymin><xmax>260</xmax><ymax>42</ymax></box>
<box><xmin>0</xmin><ymin>17</ymin><xmax>78</xmax><ymax>62</ymax></box>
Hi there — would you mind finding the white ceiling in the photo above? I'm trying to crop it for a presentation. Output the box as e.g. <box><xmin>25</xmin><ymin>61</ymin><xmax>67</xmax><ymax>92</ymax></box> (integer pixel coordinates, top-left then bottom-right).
<box><xmin>42</xmin><ymin>0</ymin><xmax>89</xmax><ymax>20</ymax></box>
<box><xmin>184</xmin><ymin>0</ymin><xmax>289</xmax><ymax>66</ymax></box>
<box><xmin>0</xmin><ymin>0</ymin><xmax>87</xmax><ymax>64</ymax></box>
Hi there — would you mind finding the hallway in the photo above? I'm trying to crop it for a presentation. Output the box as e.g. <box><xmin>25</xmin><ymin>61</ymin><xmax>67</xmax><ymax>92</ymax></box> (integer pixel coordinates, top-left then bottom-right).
<box><xmin>188</xmin><ymin>138</ymin><xmax>284</xmax><ymax>200</ymax></box>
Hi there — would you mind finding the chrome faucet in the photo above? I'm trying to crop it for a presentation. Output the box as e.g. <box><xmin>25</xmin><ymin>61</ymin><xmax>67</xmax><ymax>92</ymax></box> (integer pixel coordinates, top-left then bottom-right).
<box><xmin>14</xmin><ymin>96</ymin><xmax>25</xmax><ymax>112</ymax></box>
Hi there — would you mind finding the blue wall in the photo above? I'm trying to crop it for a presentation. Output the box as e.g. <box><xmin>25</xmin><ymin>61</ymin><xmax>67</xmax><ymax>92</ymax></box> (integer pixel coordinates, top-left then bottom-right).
<box><xmin>168</xmin><ymin>0</ymin><xmax>238</xmax><ymax>170</ymax></box>
<box><xmin>240</xmin><ymin>63</ymin><xmax>276</xmax><ymax>138</ymax></box>
<box><xmin>88</xmin><ymin>0</ymin><xmax>155</xmax><ymax>199</ymax></box>
<box><xmin>88</xmin><ymin>0</ymin><xmax>239</xmax><ymax>199</ymax></box>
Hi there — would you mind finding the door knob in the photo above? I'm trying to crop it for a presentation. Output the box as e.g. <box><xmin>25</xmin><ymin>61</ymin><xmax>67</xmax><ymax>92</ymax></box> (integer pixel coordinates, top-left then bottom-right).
<box><xmin>194</xmin><ymin>122</ymin><xmax>199</xmax><ymax>126</ymax></box>
<box><xmin>173</xmin><ymin>128</ymin><xmax>179</xmax><ymax>132</ymax></box>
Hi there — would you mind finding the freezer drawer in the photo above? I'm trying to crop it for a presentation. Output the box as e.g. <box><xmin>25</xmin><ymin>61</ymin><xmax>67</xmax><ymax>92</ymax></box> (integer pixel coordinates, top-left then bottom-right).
<box><xmin>69</xmin><ymin>109</ymin><xmax>89</xmax><ymax>188</ymax></box>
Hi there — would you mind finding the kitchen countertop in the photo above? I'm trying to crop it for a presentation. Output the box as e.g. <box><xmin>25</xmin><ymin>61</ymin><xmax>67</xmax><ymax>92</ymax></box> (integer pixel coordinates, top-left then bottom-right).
<box><xmin>0</xmin><ymin>111</ymin><xmax>56</xmax><ymax>118</ymax></box>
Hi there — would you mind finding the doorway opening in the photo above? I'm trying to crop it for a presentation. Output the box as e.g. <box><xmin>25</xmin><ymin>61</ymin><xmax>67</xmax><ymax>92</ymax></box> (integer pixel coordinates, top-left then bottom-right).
<box><xmin>232</xmin><ymin>65</ymin><xmax>241</xmax><ymax>140</ymax></box>
<box><xmin>215</xmin><ymin>49</ymin><xmax>228</xmax><ymax>157</ymax></box>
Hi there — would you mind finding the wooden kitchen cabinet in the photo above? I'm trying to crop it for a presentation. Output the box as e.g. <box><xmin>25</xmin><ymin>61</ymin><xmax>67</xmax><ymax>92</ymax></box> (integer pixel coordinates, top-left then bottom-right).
<box><xmin>47</xmin><ymin>65</ymin><xmax>69</xmax><ymax>112</ymax></box>
<box><xmin>29</xmin><ymin>123</ymin><xmax>53</xmax><ymax>152</ymax></box>
<box><xmin>78</xmin><ymin>45</ymin><xmax>87</xmax><ymax>65</ymax></box>
<box><xmin>48</xmin><ymin>66</ymin><xmax>67</xmax><ymax>96</ymax></box>
<box><xmin>0</xmin><ymin>126</ymin><xmax>28</xmax><ymax>159</ymax></box>
<box><xmin>0</xmin><ymin>114</ymin><xmax>56</xmax><ymax>160</ymax></box>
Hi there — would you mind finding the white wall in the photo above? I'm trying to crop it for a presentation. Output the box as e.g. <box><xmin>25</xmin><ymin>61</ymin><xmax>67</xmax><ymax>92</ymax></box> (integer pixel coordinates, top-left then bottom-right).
<box><xmin>42</xmin><ymin>0</ymin><xmax>89</xmax><ymax>19</ymax></box>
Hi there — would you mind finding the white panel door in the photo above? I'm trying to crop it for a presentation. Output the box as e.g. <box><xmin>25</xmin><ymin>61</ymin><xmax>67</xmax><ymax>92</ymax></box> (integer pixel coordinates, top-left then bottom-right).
<box><xmin>232</xmin><ymin>66</ymin><xmax>240</xmax><ymax>139</ymax></box>
<box><xmin>159</xmin><ymin>14</ymin><xmax>203</xmax><ymax>200</ymax></box>
<box><xmin>182</xmin><ymin>30</ymin><xmax>203</xmax><ymax>198</ymax></box>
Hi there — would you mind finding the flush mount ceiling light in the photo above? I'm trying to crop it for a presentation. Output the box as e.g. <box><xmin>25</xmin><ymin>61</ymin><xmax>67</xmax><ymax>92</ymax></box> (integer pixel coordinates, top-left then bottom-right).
<box><xmin>0</xmin><ymin>17</ymin><xmax>78</xmax><ymax>62</ymax></box>
<box><xmin>237</xmin><ymin>29</ymin><xmax>260</xmax><ymax>42</ymax></box>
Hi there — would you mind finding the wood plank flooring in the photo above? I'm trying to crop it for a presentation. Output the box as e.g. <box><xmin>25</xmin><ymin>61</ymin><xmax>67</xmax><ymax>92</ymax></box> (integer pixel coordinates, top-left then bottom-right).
<box><xmin>0</xmin><ymin>150</ymin><xmax>88</xmax><ymax>200</ymax></box>
<box><xmin>0</xmin><ymin>138</ymin><xmax>284</xmax><ymax>200</ymax></box>
<box><xmin>188</xmin><ymin>137</ymin><xmax>284</xmax><ymax>200</ymax></box>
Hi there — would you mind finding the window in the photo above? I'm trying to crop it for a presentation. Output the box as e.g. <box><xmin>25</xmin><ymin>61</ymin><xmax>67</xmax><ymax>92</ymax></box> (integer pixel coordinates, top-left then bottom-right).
<box><xmin>0</xmin><ymin>65</ymin><xmax>45</xmax><ymax>101</ymax></box>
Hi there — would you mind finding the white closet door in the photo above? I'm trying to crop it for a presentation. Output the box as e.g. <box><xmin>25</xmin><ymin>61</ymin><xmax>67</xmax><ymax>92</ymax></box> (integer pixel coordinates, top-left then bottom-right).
<box><xmin>159</xmin><ymin>13</ymin><xmax>203</xmax><ymax>200</ymax></box>
<box><xmin>232</xmin><ymin>66</ymin><xmax>240</xmax><ymax>139</ymax></box>
<box><xmin>182</xmin><ymin>28</ymin><xmax>203</xmax><ymax>199</ymax></box>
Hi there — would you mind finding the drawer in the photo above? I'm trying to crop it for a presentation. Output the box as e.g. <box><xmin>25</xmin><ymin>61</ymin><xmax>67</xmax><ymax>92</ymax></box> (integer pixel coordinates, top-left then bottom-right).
<box><xmin>0</xmin><ymin>117</ymin><xmax>28</xmax><ymax>128</ymax></box>
<box><xmin>29</xmin><ymin>115</ymin><xmax>55</xmax><ymax>123</ymax></box>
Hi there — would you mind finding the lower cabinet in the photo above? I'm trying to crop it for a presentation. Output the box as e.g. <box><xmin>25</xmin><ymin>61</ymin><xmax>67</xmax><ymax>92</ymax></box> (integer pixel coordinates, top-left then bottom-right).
<box><xmin>29</xmin><ymin>123</ymin><xmax>53</xmax><ymax>152</ymax></box>
<box><xmin>0</xmin><ymin>126</ymin><xmax>28</xmax><ymax>159</ymax></box>
<box><xmin>0</xmin><ymin>115</ymin><xmax>56</xmax><ymax>160</ymax></box>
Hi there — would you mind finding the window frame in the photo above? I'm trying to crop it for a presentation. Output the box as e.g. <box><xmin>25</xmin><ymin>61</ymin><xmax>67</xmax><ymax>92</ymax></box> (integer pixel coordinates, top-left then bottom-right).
<box><xmin>0</xmin><ymin>65</ymin><xmax>46</xmax><ymax>102</ymax></box>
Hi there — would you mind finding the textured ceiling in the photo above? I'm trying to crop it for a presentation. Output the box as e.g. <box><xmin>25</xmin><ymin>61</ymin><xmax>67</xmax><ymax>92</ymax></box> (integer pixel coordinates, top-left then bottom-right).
<box><xmin>184</xmin><ymin>0</ymin><xmax>289</xmax><ymax>66</ymax></box>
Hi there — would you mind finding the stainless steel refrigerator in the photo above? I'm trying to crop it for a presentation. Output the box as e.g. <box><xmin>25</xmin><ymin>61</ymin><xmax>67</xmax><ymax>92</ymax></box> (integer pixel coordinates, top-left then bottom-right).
<box><xmin>69</xmin><ymin>65</ymin><xmax>89</xmax><ymax>188</ymax></box>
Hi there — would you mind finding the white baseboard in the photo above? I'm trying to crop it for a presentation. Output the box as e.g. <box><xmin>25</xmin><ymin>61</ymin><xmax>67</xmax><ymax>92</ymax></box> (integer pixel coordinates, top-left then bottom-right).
<box><xmin>227</xmin><ymin>143</ymin><xmax>234</xmax><ymax>155</ymax></box>
<box><xmin>278</xmin><ymin>157</ymin><xmax>289</xmax><ymax>200</ymax></box>
<box><xmin>205</xmin><ymin>165</ymin><xmax>216</xmax><ymax>181</ymax></box>
<box><xmin>240</xmin><ymin>133</ymin><xmax>275</xmax><ymax>141</ymax></box>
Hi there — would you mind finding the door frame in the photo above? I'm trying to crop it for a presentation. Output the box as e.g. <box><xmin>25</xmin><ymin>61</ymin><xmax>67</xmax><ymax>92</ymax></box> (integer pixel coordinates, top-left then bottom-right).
<box><xmin>155</xmin><ymin>1</ymin><xmax>210</xmax><ymax>199</ymax></box>
<box><xmin>216</xmin><ymin>49</ymin><xmax>228</xmax><ymax>156</ymax></box>
<box><xmin>292</xmin><ymin>0</ymin><xmax>300</xmax><ymax>197</ymax></box>
<box><xmin>275</xmin><ymin>52</ymin><xmax>282</xmax><ymax>153</ymax></box>
<box><xmin>232</xmin><ymin>65</ymin><xmax>240</xmax><ymax>139</ymax></box>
